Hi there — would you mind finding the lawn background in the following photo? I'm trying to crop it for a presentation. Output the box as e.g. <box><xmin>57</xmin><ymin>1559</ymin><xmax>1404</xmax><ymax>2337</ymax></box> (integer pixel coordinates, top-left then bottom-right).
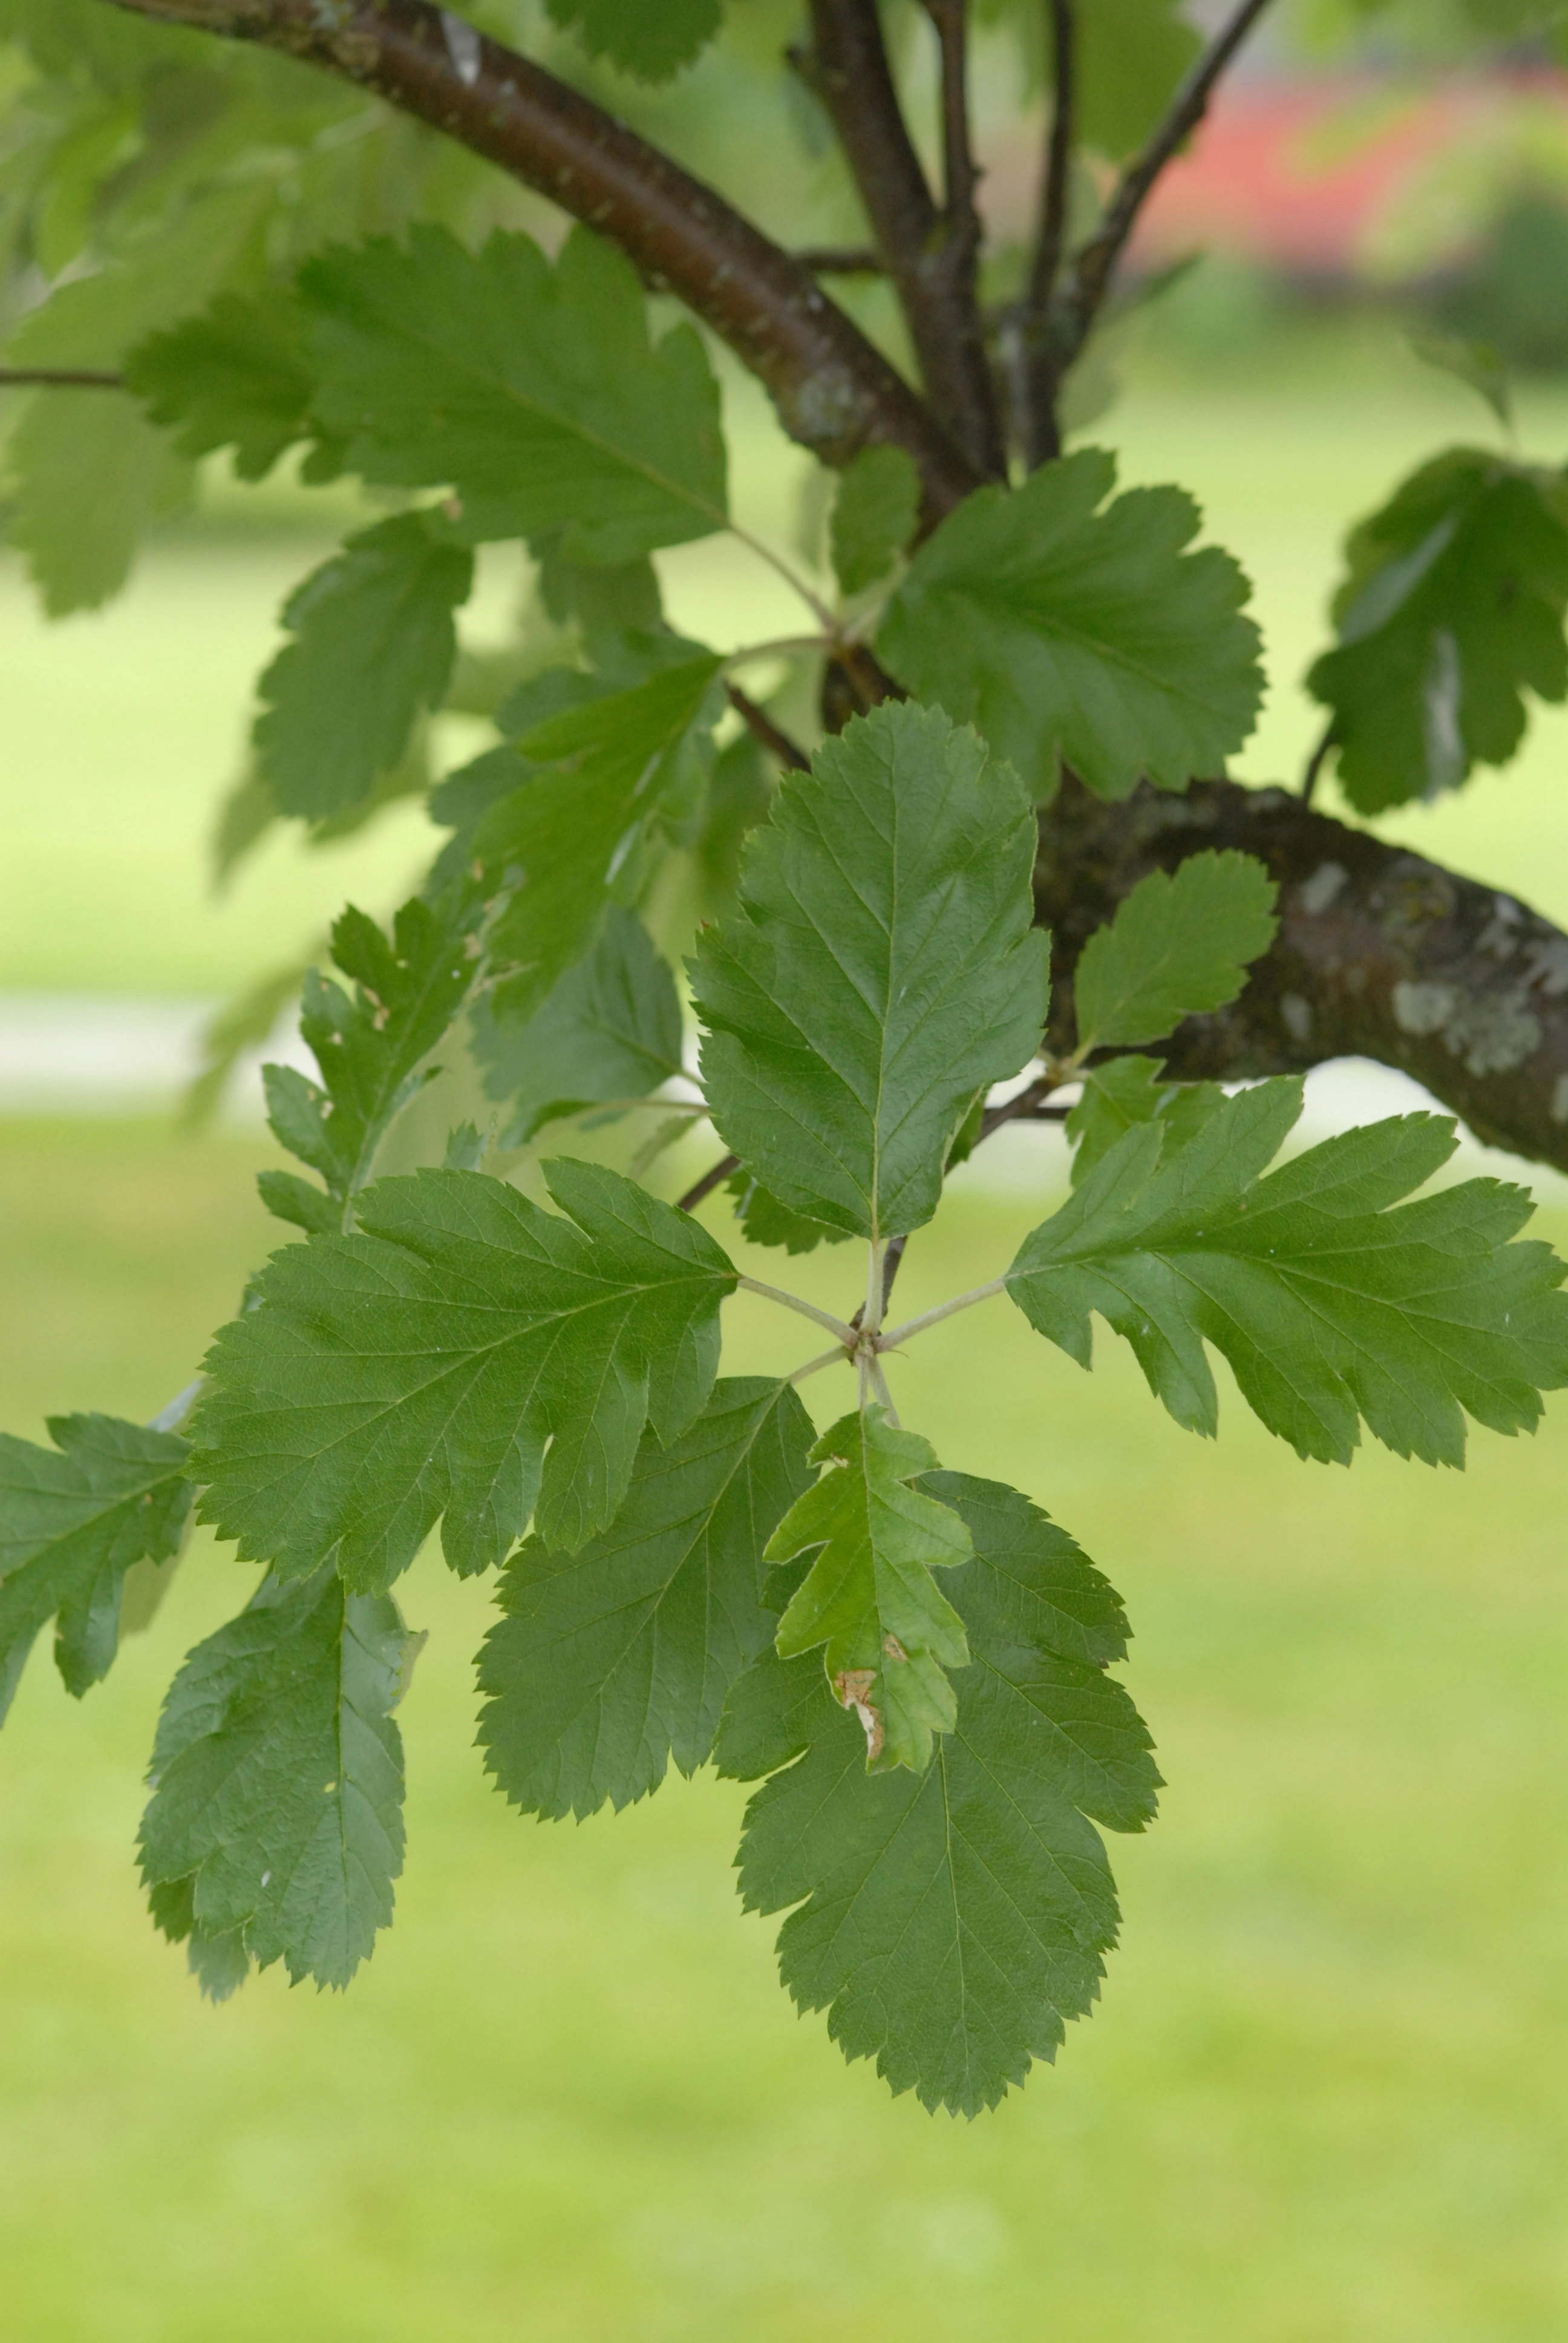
<box><xmin>4</xmin><ymin>321</ymin><xmax>1568</xmax><ymax>2338</ymax></box>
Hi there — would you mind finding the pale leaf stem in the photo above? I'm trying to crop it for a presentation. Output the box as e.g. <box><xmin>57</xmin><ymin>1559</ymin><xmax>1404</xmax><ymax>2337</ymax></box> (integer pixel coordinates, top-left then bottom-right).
<box><xmin>789</xmin><ymin>1342</ymin><xmax>852</xmax><ymax>1386</ymax></box>
<box><xmin>736</xmin><ymin>1274</ymin><xmax>858</xmax><ymax>1348</ymax></box>
<box><xmin>878</xmin><ymin>1276</ymin><xmax>1008</xmax><ymax>1350</ymax></box>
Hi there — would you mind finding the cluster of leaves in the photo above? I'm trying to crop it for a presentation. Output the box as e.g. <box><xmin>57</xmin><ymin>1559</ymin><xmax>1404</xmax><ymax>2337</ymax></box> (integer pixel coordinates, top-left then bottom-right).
<box><xmin>6</xmin><ymin>698</ymin><xmax>1566</xmax><ymax>2111</ymax></box>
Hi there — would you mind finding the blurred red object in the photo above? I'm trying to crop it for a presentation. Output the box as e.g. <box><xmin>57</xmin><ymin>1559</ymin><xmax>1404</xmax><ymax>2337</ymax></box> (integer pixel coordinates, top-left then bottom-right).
<box><xmin>1130</xmin><ymin>72</ymin><xmax>1568</xmax><ymax>275</ymax></box>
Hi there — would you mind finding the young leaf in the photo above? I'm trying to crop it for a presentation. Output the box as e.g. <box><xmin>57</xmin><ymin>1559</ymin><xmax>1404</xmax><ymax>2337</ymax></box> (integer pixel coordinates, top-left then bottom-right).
<box><xmin>877</xmin><ymin>448</ymin><xmax>1264</xmax><ymax>798</ymax></box>
<box><xmin>139</xmin><ymin>1567</ymin><xmax>410</xmax><ymax>1994</ymax></box>
<box><xmin>546</xmin><ymin>0</ymin><xmax>724</xmax><ymax>81</ymax></box>
<box><xmin>299</xmin><ymin>224</ymin><xmax>728</xmax><ymax>560</ymax></box>
<box><xmin>831</xmin><ymin>444</ymin><xmax>921</xmax><ymax>597</ymax></box>
<box><xmin>477</xmin><ymin>1378</ymin><xmax>815</xmax><ymax>1820</ymax></box>
<box><xmin>471</xmin><ymin>906</ymin><xmax>685</xmax><ymax>1145</ymax></box>
<box><xmin>1072</xmin><ymin>850</ymin><xmax>1278</xmax><ymax>1052</ymax></box>
<box><xmin>1407</xmin><ymin>332</ymin><xmax>1513</xmax><ymax>434</ymax></box>
<box><xmin>1306</xmin><ymin>450</ymin><xmax>1568</xmax><ymax>811</ymax></box>
<box><xmin>724</xmin><ymin>1169</ymin><xmax>852</xmax><ymax>1256</ymax></box>
<box><xmin>0</xmin><ymin>1415</ymin><xmax>193</xmax><ymax>1723</ymax></box>
<box><xmin>691</xmin><ymin>700</ymin><xmax>1050</xmax><ymax>1240</ymax></box>
<box><xmin>723</xmin><ymin>1470</ymin><xmax>1158</xmax><ymax>2114</ymax></box>
<box><xmin>1008</xmin><ymin>1081</ymin><xmax>1568</xmax><ymax>1464</ymax></box>
<box><xmin>192</xmin><ymin>1161</ymin><xmax>737</xmax><ymax>1588</ymax></box>
<box><xmin>1065</xmin><ymin>1056</ymin><xmax>1225</xmax><ymax>1187</ymax></box>
<box><xmin>252</xmin><ymin>513</ymin><xmax>473</xmax><ymax>821</ymax></box>
<box><xmin>480</xmin><ymin>652</ymin><xmax>725</xmax><ymax>1023</ymax></box>
<box><xmin>765</xmin><ymin>1408</ymin><xmax>973</xmax><ymax>1774</ymax></box>
<box><xmin>1074</xmin><ymin>0</ymin><xmax>1201</xmax><ymax>156</ymax></box>
<box><xmin>257</xmin><ymin>888</ymin><xmax>485</xmax><ymax>1233</ymax></box>
<box><xmin>125</xmin><ymin>286</ymin><xmax>324</xmax><ymax>482</ymax></box>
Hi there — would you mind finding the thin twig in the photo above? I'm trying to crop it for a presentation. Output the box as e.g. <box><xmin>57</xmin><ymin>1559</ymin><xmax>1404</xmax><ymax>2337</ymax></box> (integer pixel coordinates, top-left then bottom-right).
<box><xmin>725</xmin><ymin>684</ymin><xmax>811</xmax><ymax>773</ymax></box>
<box><xmin>0</xmin><ymin>367</ymin><xmax>125</xmax><ymax>389</ymax></box>
<box><xmin>737</xmin><ymin>1274</ymin><xmax>859</xmax><ymax>1348</ymax></box>
<box><xmin>880</xmin><ymin>1276</ymin><xmax>1008</xmax><ymax>1351</ymax></box>
<box><xmin>1018</xmin><ymin>0</ymin><xmax>1075</xmax><ymax>464</ymax></box>
<box><xmin>1043</xmin><ymin>0</ymin><xmax>1276</xmax><ymax>395</ymax></box>
<box><xmin>1301</xmin><ymin>719</ymin><xmax>1336</xmax><ymax>806</ymax></box>
<box><xmin>977</xmin><ymin>1072</ymin><xmax>1071</xmax><ymax>1141</ymax></box>
<box><xmin>1029</xmin><ymin>0</ymin><xmax>1075</xmax><ymax>316</ymax></box>
<box><xmin>676</xmin><ymin>1153</ymin><xmax>740</xmax><ymax>1213</ymax></box>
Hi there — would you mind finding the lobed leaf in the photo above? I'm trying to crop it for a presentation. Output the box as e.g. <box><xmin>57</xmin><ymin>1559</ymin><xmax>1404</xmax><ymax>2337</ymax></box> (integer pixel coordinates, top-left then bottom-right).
<box><xmin>258</xmin><ymin>887</ymin><xmax>485</xmax><ymax>1232</ymax></box>
<box><xmin>477</xmin><ymin>1378</ymin><xmax>815</xmax><ymax>1819</ymax></box>
<box><xmin>125</xmin><ymin>286</ymin><xmax>324</xmax><ymax>482</ymax></box>
<box><xmin>192</xmin><ymin>1161</ymin><xmax>737</xmax><ymax>1588</ymax></box>
<box><xmin>299</xmin><ymin>224</ymin><xmax>729</xmax><ymax>562</ymax></box>
<box><xmin>722</xmin><ymin>1470</ymin><xmax>1158</xmax><ymax>2114</ymax></box>
<box><xmin>479</xmin><ymin>652</ymin><xmax>724</xmax><ymax>1024</ymax></box>
<box><xmin>765</xmin><ymin>1408</ymin><xmax>973</xmax><ymax>1774</ymax></box>
<box><xmin>471</xmin><ymin>905</ymin><xmax>685</xmax><ymax>1145</ymax></box>
<box><xmin>1307</xmin><ymin>448</ymin><xmax>1568</xmax><ymax>812</ymax></box>
<box><xmin>140</xmin><ymin>1567</ymin><xmax>410</xmax><ymax>1994</ymax></box>
<box><xmin>546</xmin><ymin>0</ymin><xmax>724</xmax><ymax>81</ymax></box>
<box><xmin>878</xmin><ymin>448</ymin><xmax>1263</xmax><ymax>799</ymax></box>
<box><xmin>1073</xmin><ymin>850</ymin><xmax>1278</xmax><ymax>1052</ymax></box>
<box><xmin>1065</xmin><ymin>1055</ymin><xmax>1225</xmax><ymax>1187</ymax></box>
<box><xmin>252</xmin><ymin>513</ymin><xmax>473</xmax><ymax>821</ymax></box>
<box><xmin>691</xmin><ymin>700</ymin><xmax>1049</xmax><ymax>1240</ymax></box>
<box><xmin>831</xmin><ymin>444</ymin><xmax>921</xmax><ymax>597</ymax></box>
<box><xmin>0</xmin><ymin>1415</ymin><xmax>193</xmax><ymax>1722</ymax></box>
<box><xmin>1009</xmin><ymin>1081</ymin><xmax>1568</xmax><ymax>1464</ymax></box>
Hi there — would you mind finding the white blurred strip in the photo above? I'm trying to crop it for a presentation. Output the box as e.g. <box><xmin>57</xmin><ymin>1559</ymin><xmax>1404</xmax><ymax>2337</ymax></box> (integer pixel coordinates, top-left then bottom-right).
<box><xmin>0</xmin><ymin>994</ymin><xmax>310</xmax><ymax>1116</ymax></box>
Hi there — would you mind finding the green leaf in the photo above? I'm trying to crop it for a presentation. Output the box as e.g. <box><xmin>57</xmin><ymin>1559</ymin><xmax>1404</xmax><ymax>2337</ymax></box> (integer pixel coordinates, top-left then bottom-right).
<box><xmin>1407</xmin><ymin>332</ymin><xmax>1513</xmax><ymax>434</ymax></box>
<box><xmin>831</xmin><ymin>444</ymin><xmax>921</xmax><ymax>596</ymax></box>
<box><xmin>0</xmin><ymin>1415</ymin><xmax>193</xmax><ymax>1722</ymax></box>
<box><xmin>139</xmin><ymin>1567</ymin><xmax>410</xmax><ymax>1993</ymax></box>
<box><xmin>1008</xmin><ymin>1081</ymin><xmax>1568</xmax><ymax>1464</ymax></box>
<box><xmin>479</xmin><ymin>652</ymin><xmax>724</xmax><ymax>1023</ymax></box>
<box><xmin>258</xmin><ymin>888</ymin><xmax>485</xmax><ymax>1230</ymax></box>
<box><xmin>1074</xmin><ymin>0</ymin><xmax>1202</xmax><ymax>156</ymax></box>
<box><xmin>724</xmin><ymin>1169</ymin><xmax>852</xmax><ymax>1256</ymax></box>
<box><xmin>878</xmin><ymin>448</ymin><xmax>1264</xmax><ymax>799</ymax></box>
<box><xmin>192</xmin><ymin>1160</ymin><xmax>737</xmax><ymax>1588</ymax></box>
<box><xmin>1307</xmin><ymin>450</ymin><xmax>1568</xmax><ymax>812</ymax></box>
<box><xmin>1065</xmin><ymin>1055</ymin><xmax>1225</xmax><ymax>1187</ymax></box>
<box><xmin>2</xmin><ymin>182</ymin><xmax>270</xmax><ymax>612</ymax></box>
<box><xmin>765</xmin><ymin>1408</ymin><xmax>973</xmax><ymax>1774</ymax></box>
<box><xmin>477</xmin><ymin>1378</ymin><xmax>815</xmax><ymax>1819</ymax></box>
<box><xmin>691</xmin><ymin>700</ymin><xmax>1050</xmax><ymax>1239</ymax></box>
<box><xmin>471</xmin><ymin>906</ymin><xmax>685</xmax><ymax>1145</ymax></box>
<box><xmin>546</xmin><ymin>0</ymin><xmax>724</xmax><ymax>81</ymax></box>
<box><xmin>125</xmin><ymin>286</ymin><xmax>322</xmax><ymax>482</ymax></box>
<box><xmin>299</xmin><ymin>224</ymin><xmax>728</xmax><ymax>561</ymax></box>
<box><xmin>253</xmin><ymin>513</ymin><xmax>473</xmax><ymax>821</ymax></box>
<box><xmin>723</xmin><ymin>1469</ymin><xmax>1157</xmax><ymax>2113</ymax></box>
<box><xmin>1073</xmin><ymin>850</ymin><xmax>1278</xmax><ymax>1051</ymax></box>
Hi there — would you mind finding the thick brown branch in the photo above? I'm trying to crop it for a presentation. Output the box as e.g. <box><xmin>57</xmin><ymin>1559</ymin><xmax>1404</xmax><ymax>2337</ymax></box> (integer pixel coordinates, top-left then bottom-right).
<box><xmin>800</xmin><ymin>0</ymin><xmax>1004</xmax><ymax>480</ymax></box>
<box><xmin>1038</xmin><ymin>0</ymin><xmax>1274</xmax><ymax>410</ymax></box>
<box><xmin>794</xmin><ymin>246</ymin><xmax>886</xmax><ymax>275</ymax></box>
<box><xmin>1035</xmin><ymin>775</ymin><xmax>1568</xmax><ymax>1175</ymax></box>
<box><xmin>100</xmin><ymin>0</ymin><xmax>978</xmax><ymax>518</ymax></box>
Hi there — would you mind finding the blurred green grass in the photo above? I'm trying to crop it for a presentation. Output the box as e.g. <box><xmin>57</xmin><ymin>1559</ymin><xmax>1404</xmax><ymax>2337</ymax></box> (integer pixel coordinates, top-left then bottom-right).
<box><xmin>4</xmin><ymin>1119</ymin><xmax>1568</xmax><ymax>2339</ymax></box>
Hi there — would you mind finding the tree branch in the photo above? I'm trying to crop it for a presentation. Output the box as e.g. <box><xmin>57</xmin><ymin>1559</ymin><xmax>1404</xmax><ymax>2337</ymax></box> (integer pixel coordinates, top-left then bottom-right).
<box><xmin>1016</xmin><ymin>0</ymin><xmax>1074</xmax><ymax>465</ymax></box>
<box><xmin>0</xmin><ymin>368</ymin><xmax>125</xmax><ymax>388</ymax></box>
<box><xmin>799</xmin><ymin>0</ymin><xmax>1004</xmax><ymax>481</ymax></box>
<box><xmin>100</xmin><ymin>0</ymin><xmax>979</xmax><ymax>520</ymax></box>
<box><xmin>1036</xmin><ymin>0</ymin><xmax>1275</xmax><ymax>418</ymax></box>
<box><xmin>1034</xmin><ymin>773</ymin><xmax>1568</xmax><ymax>1176</ymax></box>
<box><xmin>725</xmin><ymin>684</ymin><xmax>810</xmax><ymax>773</ymax></box>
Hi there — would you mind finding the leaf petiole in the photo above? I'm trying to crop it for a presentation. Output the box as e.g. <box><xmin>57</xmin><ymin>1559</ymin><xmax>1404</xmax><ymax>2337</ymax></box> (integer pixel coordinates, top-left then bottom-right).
<box><xmin>878</xmin><ymin>1276</ymin><xmax>1008</xmax><ymax>1351</ymax></box>
<box><xmin>736</xmin><ymin>1274</ymin><xmax>858</xmax><ymax>1348</ymax></box>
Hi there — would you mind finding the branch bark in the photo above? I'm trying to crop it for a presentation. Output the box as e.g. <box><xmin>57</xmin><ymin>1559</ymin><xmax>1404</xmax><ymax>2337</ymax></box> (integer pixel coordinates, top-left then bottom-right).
<box><xmin>799</xmin><ymin>0</ymin><xmax>1004</xmax><ymax>480</ymax></box>
<box><xmin>1017</xmin><ymin>0</ymin><xmax>1074</xmax><ymax>466</ymax></box>
<box><xmin>1035</xmin><ymin>774</ymin><xmax>1568</xmax><ymax>1175</ymax></box>
<box><xmin>100</xmin><ymin>0</ymin><xmax>979</xmax><ymax>519</ymax></box>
